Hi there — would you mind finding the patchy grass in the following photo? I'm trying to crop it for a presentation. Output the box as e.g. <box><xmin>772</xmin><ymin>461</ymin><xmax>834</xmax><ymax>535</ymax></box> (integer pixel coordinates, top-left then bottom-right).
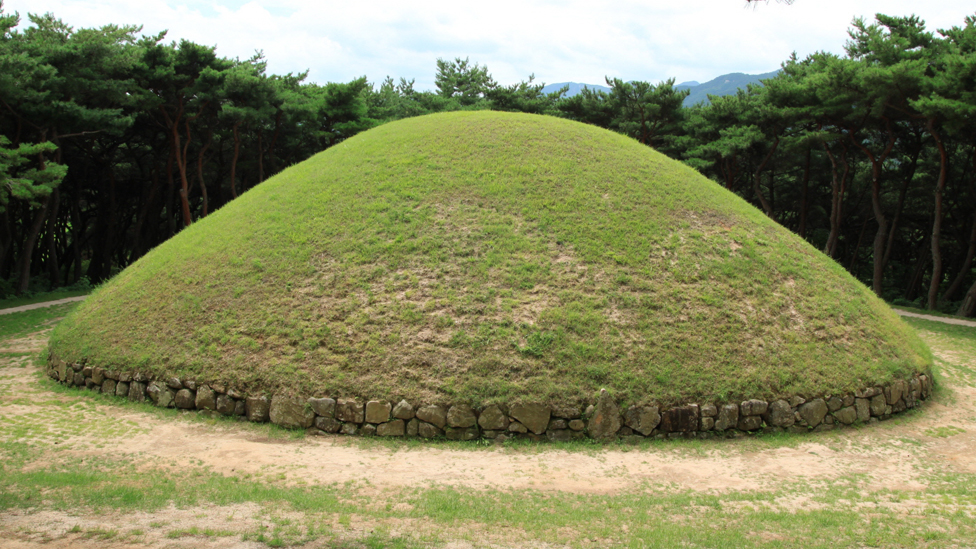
<box><xmin>0</xmin><ymin>303</ymin><xmax>79</xmax><ymax>341</ymax></box>
<box><xmin>48</xmin><ymin>111</ymin><xmax>931</xmax><ymax>408</ymax></box>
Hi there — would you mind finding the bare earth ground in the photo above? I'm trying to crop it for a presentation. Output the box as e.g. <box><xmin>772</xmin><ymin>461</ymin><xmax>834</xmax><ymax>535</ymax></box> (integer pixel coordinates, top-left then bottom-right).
<box><xmin>0</xmin><ymin>314</ymin><xmax>975</xmax><ymax>547</ymax></box>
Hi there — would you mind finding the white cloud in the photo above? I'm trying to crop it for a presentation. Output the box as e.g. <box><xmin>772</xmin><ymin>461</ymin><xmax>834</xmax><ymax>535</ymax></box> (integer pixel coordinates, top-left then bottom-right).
<box><xmin>4</xmin><ymin>0</ymin><xmax>974</xmax><ymax>89</ymax></box>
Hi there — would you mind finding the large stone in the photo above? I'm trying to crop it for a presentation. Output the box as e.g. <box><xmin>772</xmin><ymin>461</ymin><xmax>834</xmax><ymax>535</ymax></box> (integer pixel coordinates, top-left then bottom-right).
<box><xmin>365</xmin><ymin>400</ymin><xmax>392</xmax><ymax>424</ymax></box>
<box><xmin>740</xmin><ymin>400</ymin><xmax>768</xmax><ymax>417</ymax></box>
<box><xmin>887</xmin><ymin>380</ymin><xmax>907</xmax><ymax>406</ymax></box>
<box><xmin>551</xmin><ymin>405</ymin><xmax>582</xmax><ymax>419</ymax></box>
<box><xmin>826</xmin><ymin>396</ymin><xmax>843</xmax><ymax>412</ymax></box>
<box><xmin>195</xmin><ymin>386</ymin><xmax>216</xmax><ymax>410</ymax></box>
<box><xmin>73</xmin><ymin>372</ymin><xmax>85</xmax><ymax>387</ymax></box>
<box><xmin>623</xmin><ymin>405</ymin><xmax>661</xmax><ymax>436</ymax></box>
<box><xmin>392</xmin><ymin>399</ymin><xmax>415</xmax><ymax>420</ymax></box>
<box><xmin>361</xmin><ymin>424</ymin><xmax>377</xmax><ymax>436</ymax></box>
<box><xmin>418</xmin><ymin>421</ymin><xmax>443</xmax><ymax>438</ymax></box>
<box><xmin>314</xmin><ymin>414</ymin><xmax>340</xmax><ymax>432</ymax></box>
<box><xmin>660</xmin><ymin>405</ymin><xmax>699</xmax><ymax>433</ymax></box>
<box><xmin>407</xmin><ymin>418</ymin><xmax>419</xmax><ymax>436</ymax></box>
<box><xmin>547</xmin><ymin>429</ymin><xmax>572</xmax><ymax>442</ymax></box>
<box><xmin>101</xmin><ymin>379</ymin><xmax>117</xmax><ymax>396</ymax></box>
<box><xmin>115</xmin><ymin>381</ymin><xmax>130</xmax><ymax>397</ymax></box>
<box><xmin>269</xmin><ymin>395</ymin><xmax>315</xmax><ymax>429</ymax></box>
<box><xmin>833</xmin><ymin>406</ymin><xmax>857</xmax><ymax>425</ymax></box>
<box><xmin>336</xmin><ymin>398</ymin><xmax>365</xmax><ymax>423</ymax></box>
<box><xmin>92</xmin><ymin>368</ymin><xmax>105</xmax><ymax>385</ymax></box>
<box><xmin>340</xmin><ymin>423</ymin><xmax>358</xmax><ymax>436</ymax></box>
<box><xmin>510</xmin><ymin>403</ymin><xmax>550</xmax><ymax>435</ymax></box>
<box><xmin>118</xmin><ymin>372</ymin><xmax>133</xmax><ymax>383</ymax></box>
<box><xmin>869</xmin><ymin>394</ymin><xmax>887</xmax><ymax>417</ymax></box>
<box><xmin>445</xmin><ymin>426</ymin><xmax>479</xmax><ymax>440</ymax></box>
<box><xmin>309</xmin><ymin>397</ymin><xmax>336</xmax><ymax>418</ymax></box>
<box><xmin>798</xmin><ymin>399</ymin><xmax>828</xmax><ymax>427</ymax></box>
<box><xmin>158</xmin><ymin>388</ymin><xmax>175</xmax><ymax>408</ymax></box>
<box><xmin>700</xmin><ymin>404</ymin><xmax>718</xmax><ymax>417</ymax></box>
<box><xmin>569</xmin><ymin>419</ymin><xmax>585</xmax><ymax>431</ymax></box>
<box><xmin>215</xmin><ymin>394</ymin><xmax>236</xmax><ymax>415</ymax></box>
<box><xmin>700</xmin><ymin>417</ymin><xmax>715</xmax><ymax>430</ymax></box>
<box><xmin>478</xmin><ymin>405</ymin><xmax>509</xmax><ymax>430</ymax></box>
<box><xmin>447</xmin><ymin>405</ymin><xmax>477</xmax><ymax>428</ymax></box>
<box><xmin>166</xmin><ymin>377</ymin><xmax>183</xmax><ymax>390</ymax></box>
<box><xmin>855</xmin><ymin>398</ymin><xmax>870</xmax><ymax>422</ymax></box>
<box><xmin>737</xmin><ymin>415</ymin><xmax>763</xmax><ymax>431</ymax></box>
<box><xmin>764</xmin><ymin>399</ymin><xmax>795</xmax><ymax>428</ymax></box>
<box><xmin>174</xmin><ymin>388</ymin><xmax>195</xmax><ymax>409</ymax></box>
<box><xmin>246</xmin><ymin>395</ymin><xmax>271</xmax><ymax>421</ymax></box>
<box><xmin>714</xmin><ymin>404</ymin><xmax>739</xmax><ymax>431</ymax></box>
<box><xmin>586</xmin><ymin>390</ymin><xmax>621</xmax><ymax>439</ymax></box>
<box><xmin>376</xmin><ymin>420</ymin><xmax>406</xmax><ymax>437</ymax></box>
<box><xmin>128</xmin><ymin>381</ymin><xmax>147</xmax><ymax>402</ymax></box>
<box><xmin>234</xmin><ymin>400</ymin><xmax>246</xmax><ymax>416</ymax></box>
<box><xmin>416</xmin><ymin>405</ymin><xmax>448</xmax><ymax>429</ymax></box>
<box><xmin>147</xmin><ymin>382</ymin><xmax>163</xmax><ymax>403</ymax></box>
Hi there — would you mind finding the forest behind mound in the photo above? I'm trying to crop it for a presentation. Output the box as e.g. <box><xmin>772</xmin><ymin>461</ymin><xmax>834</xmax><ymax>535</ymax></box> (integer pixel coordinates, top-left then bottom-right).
<box><xmin>2</xmin><ymin>7</ymin><xmax>976</xmax><ymax>317</ymax></box>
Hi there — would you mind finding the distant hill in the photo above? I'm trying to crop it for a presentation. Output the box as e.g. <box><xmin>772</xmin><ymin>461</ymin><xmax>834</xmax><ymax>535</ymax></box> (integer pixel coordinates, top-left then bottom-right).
<box><xmin>541</xmin><ymin>71</ymin><xmax>780</xmax><ymax>107</ymax></box>
<box><xmin>540</xmin><ymin>82</ymin><xmax>611</xmax><ymax>96</ymax></box>
<box><xmin>678</xmin><ymin>71</ymin><xmax>780</xmax><ymax>106</ymax></box>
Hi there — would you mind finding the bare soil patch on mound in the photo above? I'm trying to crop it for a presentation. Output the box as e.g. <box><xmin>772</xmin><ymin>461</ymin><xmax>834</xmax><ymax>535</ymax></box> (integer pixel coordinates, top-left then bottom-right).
<box><xmin>2</xmin><ymin>314</ymin><xmax>974</xmax><ymax>548</ymax></box>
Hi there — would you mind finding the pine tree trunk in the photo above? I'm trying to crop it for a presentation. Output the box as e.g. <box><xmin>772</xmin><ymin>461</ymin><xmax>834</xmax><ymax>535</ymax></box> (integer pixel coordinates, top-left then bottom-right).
<box><xmin>16</xmin><ymin>196</ymin><xmax>51</xmax><ymax>294</ymax></box>
<box><xmin>927</xmin><ymin>120</ymin><xmax>948</xmax><ymax>310</ymax></box>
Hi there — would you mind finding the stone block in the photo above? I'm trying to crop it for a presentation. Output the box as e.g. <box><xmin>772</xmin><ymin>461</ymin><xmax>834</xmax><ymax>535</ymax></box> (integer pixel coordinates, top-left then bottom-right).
<box><xmin>826</xmin><ymin>397</ymin><xmax>843</xmax><ymax>412</ymax></box>
<box><xmin>510</xmin><ymin>403</ymin><xmax>550</xmax><ymax>435</ymax></box>
<box><xmin>833</xmin><ymin>406</ymin><xmax>857</xmax><ymax>425</ymax></box>
<box><xmin>246</xmin><ymin>395</ymin><xmax>270</xmax><ymax>422</ymax></box>
<box><xmin>445</xmin><ymin>426</ymin><xmax>479</xmax><ymax>440</ymax></box>
<box><xmin>714</xmin><ymin>404</ymin><xmax>738</xmax><ymax>431</ymax></box>
<box><xmin>269</xmin><ymin>395</ymin><xmax>314</xmax><ymax>429</ymax></box>
<box><xmin>195</xmin><ymin>386</ymin><xmax>216</xmax><ymax>410</ymax></box>
<box><xmin>215</xmin><ymin>394</ymin><xmax>236</xmax><ymax>415</ymax></box>
<box><xmin>174</xmin><ymin>389</ymin><xmax>195</xmax><ymax>409</ymax></box>
<box><xmin>855</xmin><ymin>398</ymin><xmax>870</xmax><ymax>422</ymax></box>
<box><xmin>392</xmin><ymin>399</ymin><xmax>415</xmax><ymax>420</ymax></box>
<box><xmin>737</xmin><ymin>415</ymin><xmax>763</xmax><ymax>431</ymax></box>
<box><xmin>377</xmin><ymin>420</ymin><xmax>406</xmax><ymax>437</ymax></box>
<box><xmin>115</xmin><ymin>381</ymin><xmax>130</xmax><ymax>397</ymax></box>
<box><xmin>478</xmin><ymin>405</ymin><xmax>509</xmax><ymax>430</ymax></box>
<box><xmin>764</xmin><ymin>399</ymin><xmax>794</xmax><ymax>428</ymax></box>
<box><xmin>418</xmin><ymin>421</ymin><xmax>442</xmax><ymax>438</ymax></box>
<box><xmin>661</xmin><ymin>405</ymin><xmax>699</xmax><ymax>433</ymax></box>
<box><xmin>128</xmin><ymin>381</ymin><xmax>147</xmax><ymax>402</ymax></box>
<box><xmin>869</xmin><ymin>394</ymin><xmax>886</xmax><ymax>417</ymax></box>
<box><xmin>336</xmin><ymin>398</ymin><xmax>365</xmax><ymax>423</ymax></box>
<box><xmin>798</xmin><ymin>399</ymin><xmax>828</xmax><ymax>427</ymax></box>
<box><xmin>309</xmin><ymin>397</ymin><xmax>336</xmax><ymax>418</ymax></box>
<box><xmin>447</xmin><ymin>404</ymin><xmax>477</xmax><ymax>428</ymax></box>
<box><xmin>623</xmin><ymin>405</ymin><xmax>661</xmax><ymax>436</ymax></box>
<box><xmin>365</xmin><ymin>400</ymin><xmax>392</xmax><ymax>424</ymax></box>
<box><xmin>416</xmin><ymin>405</ymin><xmax>447</xmax><ymax>428</ymax></box>
<box><xmin>586</xmin><ymin>389</ymin><xmax>621</xmax><ymax>439</ymax></box>
<box><xmin>740</xmin><ymin>399</ymin><xmax>768</xmax><ymax>416</ymax></box>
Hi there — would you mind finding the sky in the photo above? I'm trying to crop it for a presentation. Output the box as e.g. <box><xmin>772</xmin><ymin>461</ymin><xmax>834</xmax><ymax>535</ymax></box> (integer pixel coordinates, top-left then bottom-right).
<box><xmin>4</xmin><ymin>0</ymin><xmax>975</xmax><ymax>90</ymax></box>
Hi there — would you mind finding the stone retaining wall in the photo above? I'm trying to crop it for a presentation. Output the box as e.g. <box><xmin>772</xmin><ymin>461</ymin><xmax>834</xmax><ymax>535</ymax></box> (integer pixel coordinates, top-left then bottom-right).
<box><xmin>46</xmin><ymin>358</ymin><xmax>934</xmax><ymax>441</ymax></box>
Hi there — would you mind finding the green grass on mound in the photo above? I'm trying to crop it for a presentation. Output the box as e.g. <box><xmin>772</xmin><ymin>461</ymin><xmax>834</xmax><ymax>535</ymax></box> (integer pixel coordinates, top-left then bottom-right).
<box><xmin>48</xmin><ymin>111</ymin><xmax>931</xmax><ymax>407</ymax></box>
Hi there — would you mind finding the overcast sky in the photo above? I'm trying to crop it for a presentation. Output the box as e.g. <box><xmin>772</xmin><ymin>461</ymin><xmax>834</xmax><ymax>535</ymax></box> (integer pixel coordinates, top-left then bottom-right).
<box><xmin>4</xmin><ymin>0</ymin><xmax>975</xmax><ymax>90</ymax></box>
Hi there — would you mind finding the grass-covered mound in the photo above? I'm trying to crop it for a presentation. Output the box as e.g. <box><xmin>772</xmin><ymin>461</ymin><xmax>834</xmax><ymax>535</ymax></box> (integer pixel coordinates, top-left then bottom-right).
<box><xmin>48</xmin><ymin>111</ymin><xmax>931</xmax><ymax>407</ymax></box>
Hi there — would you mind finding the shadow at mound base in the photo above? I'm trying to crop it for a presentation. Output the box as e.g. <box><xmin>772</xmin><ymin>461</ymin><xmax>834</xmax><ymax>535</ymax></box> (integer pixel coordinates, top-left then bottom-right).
<box><xmin>48</xmin><ymin>356</ymin><xmax>934</xmax><ymax>442</ymax></box>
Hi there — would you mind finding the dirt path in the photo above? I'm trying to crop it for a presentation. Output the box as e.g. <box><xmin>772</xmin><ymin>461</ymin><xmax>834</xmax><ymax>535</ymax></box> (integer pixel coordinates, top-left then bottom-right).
<box><xmin>894</xmin><ymin>308</ymin><xmax>976</xmax><ymax>327</ymax></box>
<box><xmin>0</xmin><ymin>296</ymin><xmax>87</xmax><ymax>316</ymax></box>
<box><xmin>1</xmin><ymin>318</ymin><xmax>975</xmax><ymax>547</ymax></box>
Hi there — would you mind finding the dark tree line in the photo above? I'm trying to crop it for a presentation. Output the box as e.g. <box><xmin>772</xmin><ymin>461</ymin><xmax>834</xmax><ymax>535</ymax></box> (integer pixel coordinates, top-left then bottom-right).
<box><xmin>3</xmin><ymin>6</ymin><xmax>976</xmax><ymax>316</ymax></box>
